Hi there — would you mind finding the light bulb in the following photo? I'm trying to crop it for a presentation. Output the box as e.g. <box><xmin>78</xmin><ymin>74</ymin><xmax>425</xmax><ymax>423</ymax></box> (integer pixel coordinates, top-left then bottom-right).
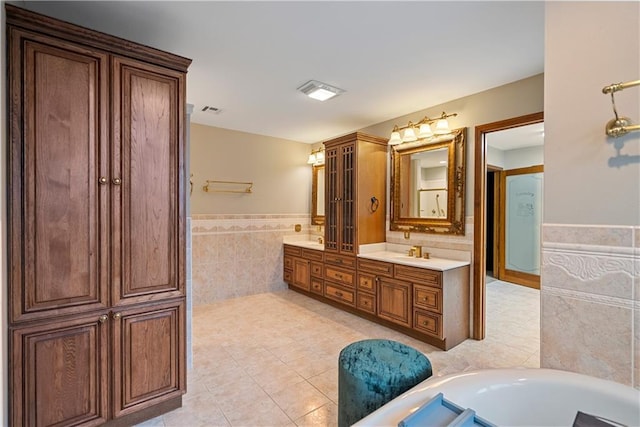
<box><xmin>402</xmin><ymin>127</ymin><xmax>417</xmax><ymax>142</ymax></box>
<box><xmin>388</xmin><ymin>131</ymin><xmax>402</xmax><ymax>145</ymax></box>
<box><xmin>307</xmin><ymin>153</ymin><xmax>317</xmax><ymax>164</ymax></box>
<box><xmin>418</xmin><ymin>123</ymin><xmax>433</xmax><ymax>139</ymax></box>
<box><xmin>434</xmin><ymin>119</ymin><xmax>450</xmax><ymax>135</ymax></box>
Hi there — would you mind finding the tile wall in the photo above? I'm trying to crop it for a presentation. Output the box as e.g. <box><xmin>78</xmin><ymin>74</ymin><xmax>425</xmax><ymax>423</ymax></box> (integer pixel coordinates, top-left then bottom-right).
<box><xmin>541</xmin><ymin>224</ymin><xmax>640</xmax><ymax>388</ymax></box>
<box><xmin>191</xmin><ymin>214</ymin><xmax>317</xmax><ymax>305</ymax></box>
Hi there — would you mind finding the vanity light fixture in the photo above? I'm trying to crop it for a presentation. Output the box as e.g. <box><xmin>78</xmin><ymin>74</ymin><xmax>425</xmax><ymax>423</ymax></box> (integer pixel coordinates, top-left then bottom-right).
<box><xmin>307</xmin><ymin>147</ymin><xmax>325</xmax><ymax>165</ymax></box>
<box><xmin>388</xmin><ymin>112</ymin><xmax>458</xmax><ymax>145</ymax></box>
<box><xmin>298</xmin><ymin>80</ymin><xmax>345</xmax><ymax>101</ymax></box>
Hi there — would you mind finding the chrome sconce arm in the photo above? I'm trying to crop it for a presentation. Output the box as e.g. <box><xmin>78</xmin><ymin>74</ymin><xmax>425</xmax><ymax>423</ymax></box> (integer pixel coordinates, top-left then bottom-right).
<box><xmin>602</xmin><ymin>79</ymin><xmax>640</xmax><ymax>138</ymax></box>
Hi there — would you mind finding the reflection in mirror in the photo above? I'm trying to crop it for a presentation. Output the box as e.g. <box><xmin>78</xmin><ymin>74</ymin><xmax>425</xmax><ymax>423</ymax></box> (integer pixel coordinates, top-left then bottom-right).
<box><xmin>391</xmin><ymin>128</ymin><xmax>466</xmax><ymax>235</ymax></box>
<box><xmin>311</xmin><ymin>164</ymin><xmax>325</xmax><ymax>225</ymax></box>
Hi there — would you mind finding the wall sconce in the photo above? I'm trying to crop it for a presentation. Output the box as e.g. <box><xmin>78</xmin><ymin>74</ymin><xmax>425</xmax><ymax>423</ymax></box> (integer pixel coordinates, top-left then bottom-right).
<box><xmin>307</xmin><ymin>148</ymin><xmax>325</xmax><ymax>165</ymax></box>
<box><xmin>388</xmin><ymin>112</ymin><xmax>458</xmax><ymax>145</ymax></box>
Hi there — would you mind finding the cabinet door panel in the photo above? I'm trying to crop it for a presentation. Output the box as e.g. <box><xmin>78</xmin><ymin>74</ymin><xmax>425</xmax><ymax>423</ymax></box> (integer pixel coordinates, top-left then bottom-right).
<box><xmin>9</xmin><ymin>30</ymin><xmax>109</xmax><ymax>322</ymax></box>
<box><xmin>324</xmin><ymin>146</ymin><xmax>339</xmax><ymax>251</ymax></box>
<box><xmin>292</xmin><ymin>258</ymin><xmax>311</xmax><ymax>291</ymax></box>
<box><xmin>112</xmin><ymin>57</ymin><xmax>185</xmax><ymax>304</ymax></box>
<box><xmin>340</xmin><ymin>143</ymin><xmax>355</xmax><ymax>254</ymax></box>
<box><xmin>12</xmin><ymin>313</ymin><xmax>109</xmax><ymax>426</ymax></box>
<box><xmin>112</xmin><ymin>300</ymin><xmax>185</xmax><ymax>418</ymax></box>
<box><xmin>377</xmin><ymin>278</ymin><xmax>411</xmax><ymax>327</ymax></box>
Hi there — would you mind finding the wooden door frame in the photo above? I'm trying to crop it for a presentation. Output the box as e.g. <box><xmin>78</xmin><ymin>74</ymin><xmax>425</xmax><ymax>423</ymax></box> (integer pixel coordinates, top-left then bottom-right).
<box><xmin>486</xmin><ymin>165</ymin><xmax>503</xmax><ymax>279</ymax></box>
<box><xmin>472</xmin><ymin>112</ymin><xmax>544</xmax><ymax>340</ymax></box>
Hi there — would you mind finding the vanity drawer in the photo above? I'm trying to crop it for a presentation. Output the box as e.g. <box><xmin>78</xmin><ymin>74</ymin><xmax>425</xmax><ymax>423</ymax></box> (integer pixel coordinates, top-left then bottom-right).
<box><xmin>394</xmin><ymin>264</ymin><xmax>442</xmax><ymax>288</ymax></box>
<box><xmin>311</xmin><ymin>262</ymin><xmax>323</xmax><ymax>278</ymax></box>
<box><xmin>413</xmin><ymin>309</ymin><xmax>442</xmax><ymax>338</ymax></box>
<box><xmin>413</xmin><ymin>285</ymin><xmax>442</xmax><ymax>314</ymax></box>
<box><xmin>324</xmin><ymin>266</ymin><xmax>355</xmax><ymax>288</ymax></box>
<box><xmin>357</xmin><ymin>258</ymin><xmax>394</xmax><ymax>277</ymax></box>
<box><xmin>324</xmin><ymin>253</ymin><xmax>357</xmax><ymax>269</ymax></box>
<box><xmin>284</xmin><ymin>245</ymin><xmax>302</xmax><ymax>257</ymax></box>
<box><xmin>283</xmin><ymin>269</ymin><xmax>293</xmax><ymax>283</ymax></box>
<box><xmin>357</xmin><ymin>273</ymin><xmax>376</xmax><ymax>293</ymax></box>
<box><xmin>324</xmin><ymin>283</ymin><xmax>355</xmax><ymax>307</ymax></box>
<box><xmin>302</xmin><ymin>248</ymin><xmax>324</xmax><ymax>262</ymax></box>
<box><xmin>356</xmin><ymin>292</ymin><xmax>376</xmax><ymax>314</ymax></box>
<box><xmin>284</xmin><ymin>256</ymin><xmax>294</xmax><ymax>271</ymax></box>
<box><xmin>310</xmin><ymin>278</ymin><xmax>323</xmax><ymax>295</ymax></box>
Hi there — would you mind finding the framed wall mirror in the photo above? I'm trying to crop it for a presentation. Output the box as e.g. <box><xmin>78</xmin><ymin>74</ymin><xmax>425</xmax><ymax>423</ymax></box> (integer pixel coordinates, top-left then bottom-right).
<box><xmin>390</xmin><ymin>128</ymin><xmax>466</xmax><ymax>234</ymax></box>
<box><xmin>311</xmin><ymin>164</ymin><xmax>325</xmax><ymax>225</ymax></box>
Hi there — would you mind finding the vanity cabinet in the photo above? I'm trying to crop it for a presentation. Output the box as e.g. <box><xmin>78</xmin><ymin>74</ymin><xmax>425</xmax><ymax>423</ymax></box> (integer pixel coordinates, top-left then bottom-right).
<box><xmin>7</xmin><ymin>5</ymin><xmax>190</xmax><ymax>426</ymax></box>
<box><xmin>358</xmin><ymin>258</ymin><xmax>470</xmax><ymax>350</ymax></box>
<box><xmin>284</xmin><ymin>245</ymin><xmax>324</xmax><ymax>293</ymax></box>
<box><xmin>323</xmin><ymin>132</ymin><xmax>387</xmax><ymax>255</ymax></box>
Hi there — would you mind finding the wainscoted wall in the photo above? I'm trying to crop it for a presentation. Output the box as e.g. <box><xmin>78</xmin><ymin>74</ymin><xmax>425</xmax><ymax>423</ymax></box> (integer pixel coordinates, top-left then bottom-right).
<box><xmin>541</xmin><ymin>224</ymin><xmax>640</xmax><ymax>388</ymax></box>
<box><xmin>191</xmin><ymin>214</ymin><xmax>318</xmax><ymax>305</ymax></box>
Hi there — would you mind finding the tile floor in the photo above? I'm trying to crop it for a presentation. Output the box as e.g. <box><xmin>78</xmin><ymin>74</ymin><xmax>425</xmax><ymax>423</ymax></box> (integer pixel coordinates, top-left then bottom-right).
<box><xmin>139</xmin><ymin>280</ymin><xmax>539</xmax><ymax>427</ymax></box>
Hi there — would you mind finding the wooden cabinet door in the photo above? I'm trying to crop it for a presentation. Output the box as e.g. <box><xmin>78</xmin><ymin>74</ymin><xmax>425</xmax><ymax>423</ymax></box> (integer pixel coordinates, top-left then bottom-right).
<box><xmin>12</xmin><ymin>313</ymin><xmax>109</xmax><ymax>426</ymax></box>
<box><xmin>324</xmin><ymin>141</ymin><xmax>356</xmax><ymax>255</ymax></box>
<box><xmin>292</xmin><ymin>258</ymin><xmax>311</xmax><ymax>291</ymax></box>
<box><xmin>112</xmin><ymin>300</ymin><xmax>185</xmax><ymax>418</ymax></box>
<box><xmin>324</xmin><ymin>145</ymin><xmax>339</xmax><ymax>252</ymax></box>
<box><xmin>338</xmin><ymin>142</ymin><xmax>356</xmax><ymax>254</ymax></box>
<box><xmin>8</xmin><ymin>29</ymin><xmax>110</xmax><ymax>323</ymax></box>
<box><xmin>377</xmin><ymin>277</ymin><xmax>412</xmax><ymax>327</ymax></box>
<box><xmin>111</xmin><ymin>57</ymin><xmax>186</xmax><ymax>305</ymax></box>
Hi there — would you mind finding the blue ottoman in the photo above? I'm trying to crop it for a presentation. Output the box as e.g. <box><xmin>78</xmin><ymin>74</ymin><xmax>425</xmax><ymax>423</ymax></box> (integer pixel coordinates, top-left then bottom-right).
<box><xmin>338</xmin><ymin>339</ymin><xmax>432</xmax><ymax>427</ymax></box>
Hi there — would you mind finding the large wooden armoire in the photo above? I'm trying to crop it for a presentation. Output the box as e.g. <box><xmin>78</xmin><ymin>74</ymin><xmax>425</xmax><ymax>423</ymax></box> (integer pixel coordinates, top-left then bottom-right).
<box><xmin>6</xmin><ymin>5</ymin><xmax>191</xmax><ymax>426</ymax></box>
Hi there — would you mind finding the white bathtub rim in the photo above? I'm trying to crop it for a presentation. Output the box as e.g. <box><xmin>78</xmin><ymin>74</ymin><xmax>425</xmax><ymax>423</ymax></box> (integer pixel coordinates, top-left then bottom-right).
<box><xmin>353</xmin><ymin>367</ymin><xmax>640</xmax><ymax>427</ymax></box>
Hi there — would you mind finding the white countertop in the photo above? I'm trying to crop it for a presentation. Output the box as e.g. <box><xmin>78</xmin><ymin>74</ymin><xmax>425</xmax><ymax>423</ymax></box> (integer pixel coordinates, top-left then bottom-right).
<box><xmin>357</xmin><ymin>251</ymin><xmax>469</xmax><ymax>271</ymax></box>
<box><xmin>283</xmin><ymin>235</ymin><xmax>324</xmax><ymax>250</ymax></box>
<box><xmin>282</xmin><ymin>239</ymin><xmax>469</xmax><ymax>271</ymax></box>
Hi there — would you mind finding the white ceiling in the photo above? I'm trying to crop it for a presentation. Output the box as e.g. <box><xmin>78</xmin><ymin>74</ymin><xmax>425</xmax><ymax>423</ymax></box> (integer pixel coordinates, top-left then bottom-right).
<box><xmin>18</xmin><ymin>1</ymin><xmax>545</xmax><ymax>144</ymax></box>
<box><xmin>486</xmin><ymin>122</ymin><xmax>545</xmax><ymax>151</ymax></box>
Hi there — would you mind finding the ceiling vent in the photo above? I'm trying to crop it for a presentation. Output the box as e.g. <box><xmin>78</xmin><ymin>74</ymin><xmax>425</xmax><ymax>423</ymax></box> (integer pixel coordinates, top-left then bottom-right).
<box><xmin>297</xmin><ymin>80</ymin><xmax>345</xmax><ymax>101</ymax></box>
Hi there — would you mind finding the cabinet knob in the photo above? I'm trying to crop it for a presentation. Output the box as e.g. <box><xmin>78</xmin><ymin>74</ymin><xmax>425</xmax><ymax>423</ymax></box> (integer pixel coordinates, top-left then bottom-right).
<box><xmin>112</xmin><ymin>177</ymin><xmax>122</xmax><ymax>185</ymax></box>
<box><xmin>98</xmin><ymin>314</ymin><xmax>108</xmax><ymax>323</ymax></box>
<box><xmin>335</xmin><ymin>291</ymin><xmax>343</xmax><ymax>298</ymax></box>
<box><xmin>112</xmin><ymin>312</ymin><xmax>122</xmax><ymax>320</ymax></box>
<box><xmin>98</xmin><ymin>177</ymin><xmax>108</xmax><ymax>185</ymax></box>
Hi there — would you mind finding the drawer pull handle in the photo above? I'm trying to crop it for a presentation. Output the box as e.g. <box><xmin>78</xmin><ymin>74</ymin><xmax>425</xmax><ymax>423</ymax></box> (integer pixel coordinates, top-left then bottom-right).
<box><xmin>423</xmin><ymin>297</ymin><xmax>429</xmax><ymax>301</ymax></box>
<box><xmin>335</xmin><ymin>291</ymin><xmax>343</xmax><ymax>297</ymax></box>
<box><xmin>113</xmin><ymin>312</ymin><xmax>122</xmax><ymax>320</ymax></box>
<box><xmin>423</xmin><ymin>320</ymin><xmax>429</xmax><ymax>326</ymax></box>
<box><xmin>98</xmin><ymin>314</ymin><xmax>108</xmax><ymax>323</ymax></box>
<box><xmin>335</xmin><ymin>273</ymin><xmax>343</xmax><ymax>279</ymax></box>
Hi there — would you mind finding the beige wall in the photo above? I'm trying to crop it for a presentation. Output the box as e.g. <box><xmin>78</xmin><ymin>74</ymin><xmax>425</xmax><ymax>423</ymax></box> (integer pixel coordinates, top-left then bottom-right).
<box><xmin>544</xmin><ymin>2</ymin><xmax>639</xmax><ymax>226</ymax></box>
<box><xmin>360</xmin><ymin>73</ymin><xmax>545</xmax><ymax>215</ymax></box>
<box><xmin>541</xmin><ymin>1</ymin><xmax>640</xmax><ymax>388</ymax></box>
<box><xmin>189</xmin><ymin>123</ymin><xmax>312</xmax><ymax>215</ymax></box>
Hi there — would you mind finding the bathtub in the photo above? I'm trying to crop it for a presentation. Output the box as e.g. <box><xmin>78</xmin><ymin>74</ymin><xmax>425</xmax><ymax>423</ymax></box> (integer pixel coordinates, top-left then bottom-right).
<box><xmin>353</xmin><ymin>368</ymin><xmax>640</xmax><ymax>426</ymax></box>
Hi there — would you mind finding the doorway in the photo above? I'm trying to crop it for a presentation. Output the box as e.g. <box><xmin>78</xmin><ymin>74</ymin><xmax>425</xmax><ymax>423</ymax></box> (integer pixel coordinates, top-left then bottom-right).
<box><xmin>472</xmin><ymin>112</ymin><xmax>544</xmax><ymax>339</ymax></box>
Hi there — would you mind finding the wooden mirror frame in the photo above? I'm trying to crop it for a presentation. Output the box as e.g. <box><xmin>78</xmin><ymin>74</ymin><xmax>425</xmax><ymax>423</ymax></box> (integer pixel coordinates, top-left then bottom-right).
<box><xmin>311</xmin><ymin>164</ymin><xmax>325</xmax><ymax>225</ymax></box>
<box><xmin>390</xmin><ymin>127</ymin><xmax>466</xmax><ymax>235</ymax></box>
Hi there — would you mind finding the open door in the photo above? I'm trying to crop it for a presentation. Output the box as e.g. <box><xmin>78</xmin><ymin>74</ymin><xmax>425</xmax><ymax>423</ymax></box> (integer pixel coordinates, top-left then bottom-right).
<box><xmin>497</xmin><ymin>165</ymin><xmax>543</xmax><ymax>289</ymax></box>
